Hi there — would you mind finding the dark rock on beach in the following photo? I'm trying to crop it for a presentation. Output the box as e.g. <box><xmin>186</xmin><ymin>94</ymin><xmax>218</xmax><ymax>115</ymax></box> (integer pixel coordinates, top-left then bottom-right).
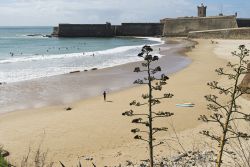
<box><xmin>65</xmin><ymin>107</ymin><xmax>72</xmax><ymax>111</ymax></box>
<box><xmin>0</xmin><ymin>150</ymin><xmax>10</xmax><ymax>158</ymax></box>
<box><xmin>27</xmin><ymin>34</ymin><xmax>42</xmax><ymax>37</ymax></box>
<box><xmin>0</xmin><ymin>82</ymin><xmax>7</xmax><ymax>85</ymax></box>
<box><xmin>69</xmin><ymin>70</ymin><xmax>80</xmax><ymax>74</ymax></box>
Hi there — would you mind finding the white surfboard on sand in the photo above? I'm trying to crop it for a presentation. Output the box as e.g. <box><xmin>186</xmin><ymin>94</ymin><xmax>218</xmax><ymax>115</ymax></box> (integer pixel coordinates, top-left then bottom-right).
<box><xmin>176</xmin><ymin>103</ymin><xmax>195</xmax><ymax>107</ymax></box>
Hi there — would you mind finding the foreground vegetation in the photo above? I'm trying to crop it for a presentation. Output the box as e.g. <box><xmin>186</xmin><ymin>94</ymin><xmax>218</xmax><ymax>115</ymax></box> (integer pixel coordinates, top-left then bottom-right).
<box><xmin>0</xmin><ymin>156</ymin><xmax>9</xmax><ymax>167</ymax></box>
<box><xmin>1</xmin><ymin>44</ymin><xmax>249</xmax><ymax>167</ymax></box>
<box><xmin>0</xmin><ymin>148</ymin><xmax>9</xmax><ymax>167</ymax></box>
<box><xmin>123</xmin><ymin>45</ymin><xmax>174</xmax><ymax>167</ymax></box>
<box><xmin>199</xmin><ymin>45</ymin><xmax>250</xmax><ymax>167</ymax></box>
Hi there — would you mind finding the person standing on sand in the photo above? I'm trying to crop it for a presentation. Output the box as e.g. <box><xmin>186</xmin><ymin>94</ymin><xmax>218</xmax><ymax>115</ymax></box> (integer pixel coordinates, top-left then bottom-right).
<box><xmin>103</xmin><ymin>91</ymin><xmax>106</xmax><ymax>101</ymax></box>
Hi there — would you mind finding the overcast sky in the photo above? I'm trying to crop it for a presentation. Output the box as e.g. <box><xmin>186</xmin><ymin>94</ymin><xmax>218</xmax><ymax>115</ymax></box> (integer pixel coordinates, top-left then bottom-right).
<box><xmin>0</xmin><ymin>0</ymin><xmax>249</xmax><ymax>26</ymax></box>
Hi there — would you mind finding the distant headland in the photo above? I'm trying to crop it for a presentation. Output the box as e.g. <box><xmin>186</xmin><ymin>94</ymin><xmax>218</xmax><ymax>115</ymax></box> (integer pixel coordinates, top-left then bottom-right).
<box><xmin>52</xmin><ymin>3</ymin><xmax>250</xmax><ymax>39</ymax></box>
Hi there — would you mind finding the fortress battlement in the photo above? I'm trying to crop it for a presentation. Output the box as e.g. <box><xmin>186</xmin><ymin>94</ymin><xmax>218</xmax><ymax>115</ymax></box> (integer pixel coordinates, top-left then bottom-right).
<box><xmin>53</xmin><ymin>22</ymin><xmax>163</xmax><ymax>37</ymax></box>
<box><xmin>52</xmin><ymin>3</ymin><xmax>250</xmax><ymax>39</ymax></box>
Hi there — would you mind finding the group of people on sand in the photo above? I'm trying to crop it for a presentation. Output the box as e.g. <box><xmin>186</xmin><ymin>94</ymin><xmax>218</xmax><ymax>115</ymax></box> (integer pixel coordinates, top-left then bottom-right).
<box><xmin>211</xmin><ymin>40</ymin><xmax>219</xmax><ymax>44</ymax></box>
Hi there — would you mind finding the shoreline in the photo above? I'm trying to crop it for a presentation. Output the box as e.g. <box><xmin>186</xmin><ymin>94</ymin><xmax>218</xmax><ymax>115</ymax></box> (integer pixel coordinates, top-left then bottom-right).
<box><xmin>1</xmin><ymin>38</ymin><xmax>248</xmax><ymax>166</ymax></box>
<box><xmin>0</xmin><ymin>38</ymin><xmax>191</xmax><ymax>114</ymax></box>
<box><xmin>0</xmin><ymin>36</ymin><xmax>162</xmax><ymax>83</ymax></box>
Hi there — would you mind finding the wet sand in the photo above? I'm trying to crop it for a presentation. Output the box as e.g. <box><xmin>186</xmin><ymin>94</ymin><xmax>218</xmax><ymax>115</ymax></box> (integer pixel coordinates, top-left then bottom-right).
<box><xmin>0</xmin><ymin>39</ymin><xmax>191</xmax><ymax>113</ymax></box>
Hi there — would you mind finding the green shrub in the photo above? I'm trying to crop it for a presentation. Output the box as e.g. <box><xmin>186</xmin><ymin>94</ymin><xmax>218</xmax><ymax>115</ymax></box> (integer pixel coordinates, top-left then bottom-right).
<box><xmin>0</xmin><ymin>155</ymin><xmax>9</xmax><ymax>167</ymax></box>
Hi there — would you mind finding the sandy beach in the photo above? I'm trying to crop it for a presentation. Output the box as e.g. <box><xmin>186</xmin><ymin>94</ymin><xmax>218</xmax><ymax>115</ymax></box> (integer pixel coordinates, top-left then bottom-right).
<box><xmin>0</xmin><ymin>38</ymin><xmax>249</xmax><ymax>166</ymax></box>
<box><xmin>0</xmin><ymin>40</ymin><xmax>190</xmax><ymax>114</ymax></box>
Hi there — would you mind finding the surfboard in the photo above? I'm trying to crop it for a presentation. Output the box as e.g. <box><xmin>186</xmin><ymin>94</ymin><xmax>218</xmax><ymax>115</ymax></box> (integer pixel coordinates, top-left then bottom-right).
<box><xmin>176</xmin><ymin>103</ymin><xmax>195</xmax><ymax>107</ymax></box>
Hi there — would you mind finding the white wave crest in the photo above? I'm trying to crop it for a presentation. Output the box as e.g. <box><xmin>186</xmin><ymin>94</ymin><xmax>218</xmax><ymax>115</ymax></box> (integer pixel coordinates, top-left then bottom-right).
<box><xmin>0</xmin><ymin>37</ymin><xmax>163</xmax><ymax>64</ymax></box>
<box><xmin>0</xmin><ymin>37</ymin><xmax>166</xmax><ymax>83</ymax></box>
<box><xmin>136</xmin><ymin>37</ymin><xmax>165</xmax><ymax>45</ymax></box>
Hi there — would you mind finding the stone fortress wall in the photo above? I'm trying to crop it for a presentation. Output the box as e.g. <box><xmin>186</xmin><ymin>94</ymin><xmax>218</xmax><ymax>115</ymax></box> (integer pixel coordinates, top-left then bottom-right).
<box><xmin>185</xmin><ymin>17</ymin><xmax>250</xmax><ymax>39</ymax></box>
<box><xmin>56</xmin><ymin>23</ymin><xmax>114</xmax><ymax>37</ymax></box>
<box><xmin>188</xmin><ymin>27</ymin><xmax>250</xmax><ymax>39</ymax></box>
<box><xmin>53</xmin><ymin>23</ymin><xmax>163</xmax><ymax>37</ymax></box>
<box><xmin>115</xmin><ymin>23</ymin><xmax>163</xmax><ymax>36</ymax></box>
<box><xmin>160</xmin><ymin>16</ymin><xmax>238</xmax><ymax>37</ymax></box>
<box><xmin>159</xmin><ymin>3</ymin><xmax>250</xmax><ymax>39</ymax></box>
<box><xmin>237</xmin><ymin>18</ymin><xmax>250</xmax><ymax>27</ymax></box>
<box><xmin>52</xmin><ymin>3</ymin><xmax>250</xmax><ymax>39</ymax></box>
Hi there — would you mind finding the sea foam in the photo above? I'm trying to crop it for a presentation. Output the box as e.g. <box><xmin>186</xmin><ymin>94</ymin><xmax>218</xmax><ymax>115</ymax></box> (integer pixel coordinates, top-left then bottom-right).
<box><xmin>0</xmin><ymin>37</ymin><xmax>165</xmax><ymax>83</ymax></box>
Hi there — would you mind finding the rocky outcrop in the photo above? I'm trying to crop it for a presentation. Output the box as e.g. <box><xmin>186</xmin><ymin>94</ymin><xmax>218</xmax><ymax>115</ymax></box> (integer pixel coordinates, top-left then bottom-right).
<box><xmin>240</xmin><ymin>63</ymin><xmax>250</xmax><ymax>100</ymax></box>
<box><xmin>241</xmin><ymin>63</ymin><xmax>250</xmax><ymax>87</ymax></box>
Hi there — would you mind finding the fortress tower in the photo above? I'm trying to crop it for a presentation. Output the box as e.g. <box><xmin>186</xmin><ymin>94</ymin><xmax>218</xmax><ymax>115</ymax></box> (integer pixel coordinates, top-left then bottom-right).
<box><xmin>198</xmin><ymin>3</ymin><xmax>207</xmax><ymax>17</ymax></box>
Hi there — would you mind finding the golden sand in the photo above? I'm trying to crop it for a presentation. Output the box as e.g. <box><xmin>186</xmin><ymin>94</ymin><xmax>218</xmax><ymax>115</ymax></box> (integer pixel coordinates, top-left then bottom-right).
<box><xmin>0</xmin><ymin>39</ymin><xmax>249</xmax><ymax>166</ymax></box>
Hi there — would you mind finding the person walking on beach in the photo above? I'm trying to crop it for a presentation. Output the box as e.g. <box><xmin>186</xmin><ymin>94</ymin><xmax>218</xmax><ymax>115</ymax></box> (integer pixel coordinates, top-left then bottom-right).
<box><xmin>103</xmin><ymin>91</ymin><xmax>107</xmax><ymax>101</ymax></box>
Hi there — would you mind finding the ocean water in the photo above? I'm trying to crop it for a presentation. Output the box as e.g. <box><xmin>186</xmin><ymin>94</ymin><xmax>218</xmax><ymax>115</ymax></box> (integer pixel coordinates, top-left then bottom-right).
<box><xmin>0</xmin><ymin>27</ymin><xmax>161</xmax><ymax>83</ymax></box>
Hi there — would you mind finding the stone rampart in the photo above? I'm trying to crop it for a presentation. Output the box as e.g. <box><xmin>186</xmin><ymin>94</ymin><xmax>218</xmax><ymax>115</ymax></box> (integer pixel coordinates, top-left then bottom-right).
<box><xmin>237</xmin><ymin>18</ymin><xmax>250</xmax><ymax>27</ymax></box>
<box><xmin>188</xmin><ymin>27</ymin><xmax>250</xmax><ymax>39</ymax></box>
<box><xmin>115</xmin><ymin>23</ymin><xmax>163</xmax><ymax>36</ymax></box>
<box><xmin>161</xmin><ymin>16</ymin><xmax>238</xmax><ymax>37</ymax></box>
<box><xmin>54</xmin><ymin>23</ymin><xmax>163</xmax><ymax>37</ymax></box>
<box><xmin>57</xmin><ymin>23</ymin><xmax>114</xmax><ymax>37</ymax></box>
